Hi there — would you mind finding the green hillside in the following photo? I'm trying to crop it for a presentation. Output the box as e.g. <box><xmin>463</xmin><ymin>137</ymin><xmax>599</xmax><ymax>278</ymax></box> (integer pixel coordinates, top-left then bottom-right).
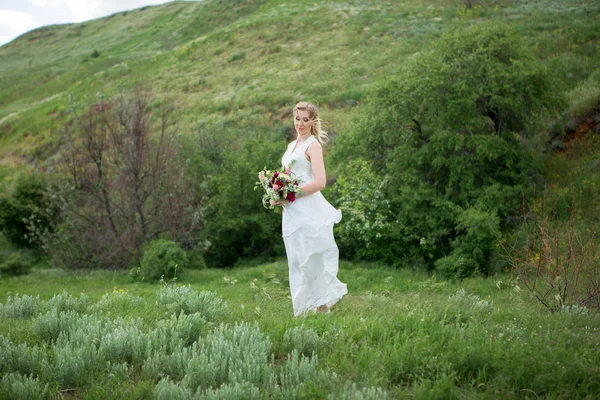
<box><xmin>1</xmin><ymin>0</ymin><xmax>598</xmax><ymax>166</ymax></box>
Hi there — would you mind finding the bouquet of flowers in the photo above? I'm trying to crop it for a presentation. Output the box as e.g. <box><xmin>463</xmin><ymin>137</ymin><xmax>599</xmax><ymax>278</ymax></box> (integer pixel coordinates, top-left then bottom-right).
<box><xmin>256</xmin><ymin>164</ymin><xmax>302</xmax><ymax>209</ymax></box>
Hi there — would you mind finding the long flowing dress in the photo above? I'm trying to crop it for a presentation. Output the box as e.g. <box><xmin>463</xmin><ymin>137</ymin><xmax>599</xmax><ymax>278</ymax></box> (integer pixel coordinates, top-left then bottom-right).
<box><xmin>281</xmin><ymin>135</ymin><xmax>347</xmax><ymax>316</ymax></box>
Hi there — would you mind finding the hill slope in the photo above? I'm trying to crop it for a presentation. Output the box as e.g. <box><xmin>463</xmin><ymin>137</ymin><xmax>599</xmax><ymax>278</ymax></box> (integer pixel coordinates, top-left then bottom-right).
<box><xmin>0</xmin><ymin>0</ymin><xmax>599</xmax><ymax>166</ymax></box>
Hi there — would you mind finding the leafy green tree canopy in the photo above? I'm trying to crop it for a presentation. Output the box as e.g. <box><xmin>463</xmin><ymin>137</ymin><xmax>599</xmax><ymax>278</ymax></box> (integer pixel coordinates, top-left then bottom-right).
<box><xmin>335</xmin><ymin>22</ymin><xmax>565</xmax><ymax>277</ymax></box>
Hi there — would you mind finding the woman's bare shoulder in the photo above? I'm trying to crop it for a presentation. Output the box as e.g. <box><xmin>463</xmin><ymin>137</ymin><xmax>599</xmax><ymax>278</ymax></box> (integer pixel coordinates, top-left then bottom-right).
<box><xmin>306</xmin><ymin>140</ymin><xmax>323</xmax><ymax>151</ymax></box>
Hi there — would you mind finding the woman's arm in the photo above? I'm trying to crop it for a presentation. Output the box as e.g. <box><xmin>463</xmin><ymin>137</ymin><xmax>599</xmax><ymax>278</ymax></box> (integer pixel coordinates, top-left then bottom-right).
<box><xmin>273</xmin><ymin>141</ymin><xmax>325</xmax><ymax>206</ymax></box>
<box><xmin>299</xmin><ymin>142</ymin><xmax>326</xmax><ymax>197</ymax></box>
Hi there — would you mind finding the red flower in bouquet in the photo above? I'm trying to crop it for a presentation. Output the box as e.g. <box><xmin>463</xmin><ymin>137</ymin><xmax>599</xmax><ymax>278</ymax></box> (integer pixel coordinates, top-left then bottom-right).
<box><xmin>256</xmin><ymin>163</ymin><xmax>302</xmax><ymax>210</ymax></box>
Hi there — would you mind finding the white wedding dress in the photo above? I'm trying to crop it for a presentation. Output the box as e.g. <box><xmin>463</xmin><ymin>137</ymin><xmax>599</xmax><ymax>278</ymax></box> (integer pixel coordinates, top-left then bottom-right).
<box><xmin>281</xmin><ymin>135</ymin><xmax>347</xmax><ymax>316</ymax></box>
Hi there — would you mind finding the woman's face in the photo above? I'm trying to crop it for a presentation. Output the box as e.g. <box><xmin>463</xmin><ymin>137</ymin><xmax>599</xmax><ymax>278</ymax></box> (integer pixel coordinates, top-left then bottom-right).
<box><xmin>294</xmin><ymin>109</ymin><xmax>312</xmax><ymax>136</ymax></box>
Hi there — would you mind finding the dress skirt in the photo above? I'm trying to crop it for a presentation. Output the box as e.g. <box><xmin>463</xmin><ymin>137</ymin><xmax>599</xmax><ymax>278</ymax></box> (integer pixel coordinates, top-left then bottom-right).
<box><xmin>282</xmin><ymin>191</ymin><xmax>347</xmax><ymax>316</ymax></box>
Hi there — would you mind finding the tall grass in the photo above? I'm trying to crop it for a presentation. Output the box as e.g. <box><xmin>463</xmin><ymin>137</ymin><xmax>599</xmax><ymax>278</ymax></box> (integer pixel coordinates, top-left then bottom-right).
<box><xmin>1</xmin><ymin>262</ymin><xmax>599</xmax><ymax>398</ymax></box>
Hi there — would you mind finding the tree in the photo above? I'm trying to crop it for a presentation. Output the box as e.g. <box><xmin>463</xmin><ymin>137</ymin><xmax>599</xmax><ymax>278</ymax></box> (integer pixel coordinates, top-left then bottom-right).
<box><xmin>50</xmin><ymin>86</ymin><xmax>204</xmax><ymax>269</ymax></box>
<box><xmin>333</xmin><ymin>22</ymin><xmax>565</xmax><ymax>276</ymax></box>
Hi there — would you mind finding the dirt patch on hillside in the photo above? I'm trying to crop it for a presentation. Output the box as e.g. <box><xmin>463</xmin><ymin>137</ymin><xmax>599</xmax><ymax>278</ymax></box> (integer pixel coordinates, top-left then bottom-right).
<box><xmin>556</xmin><ymin>109</ymin><xmax>599</xmax><ymax>154</ymax></box>
<box><xmin>0</xmin><ymin>154</ymin><xmax>23</xmax><ymax>166</ymax></box>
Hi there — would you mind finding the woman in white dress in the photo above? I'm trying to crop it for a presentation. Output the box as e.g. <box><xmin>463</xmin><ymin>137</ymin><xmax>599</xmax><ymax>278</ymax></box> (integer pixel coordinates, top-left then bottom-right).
<box><xmin>276</xmin><ymin>102</ymin><xmax>347</xmax><ymax>316</ymax></box>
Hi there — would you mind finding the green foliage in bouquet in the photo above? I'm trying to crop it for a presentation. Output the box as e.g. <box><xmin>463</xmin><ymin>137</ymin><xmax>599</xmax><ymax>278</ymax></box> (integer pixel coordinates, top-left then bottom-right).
<box><xmin>334</xmin><ymin>22</ymin><xmax>565</xmax><ymax>276</ymax></box>
<box><xmin>135</xmin><ymin>238</ymin><xmax>188</xmax><ymax>281</ymax></box>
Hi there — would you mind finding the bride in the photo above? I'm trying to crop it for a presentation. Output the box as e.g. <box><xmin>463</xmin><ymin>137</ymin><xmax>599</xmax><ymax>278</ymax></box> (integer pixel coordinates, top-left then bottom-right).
<box><xmin>275</xmin><ymin>102</ymin><xmax>347</xmax><ymax>316</ymax></box>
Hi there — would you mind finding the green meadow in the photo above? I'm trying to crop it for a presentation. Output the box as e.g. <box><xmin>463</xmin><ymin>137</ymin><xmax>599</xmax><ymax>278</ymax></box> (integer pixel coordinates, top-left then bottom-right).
<box><xmin>2</xmin><ymin>261</ymin><xmax>599</xmax><ymax>399</ymax></box>
<box><xmin>1</xmin><ymin>0</ymin><xmax>600</xmax><ymax>398</ymax></box>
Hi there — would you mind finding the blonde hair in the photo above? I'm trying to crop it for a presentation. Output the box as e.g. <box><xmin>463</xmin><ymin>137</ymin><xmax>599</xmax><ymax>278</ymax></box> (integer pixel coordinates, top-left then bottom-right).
<box><xmin>293</xmin><ymin>101</ymin><xmax>328</xmax><ymax>145</ymax></box>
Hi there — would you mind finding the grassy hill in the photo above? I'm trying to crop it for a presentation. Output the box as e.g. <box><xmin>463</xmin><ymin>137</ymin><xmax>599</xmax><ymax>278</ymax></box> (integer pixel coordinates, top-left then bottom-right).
<box><xmin>0</xmin><ymin>0</ymin><xmax>599</xmax><ymax>169</ymax></box>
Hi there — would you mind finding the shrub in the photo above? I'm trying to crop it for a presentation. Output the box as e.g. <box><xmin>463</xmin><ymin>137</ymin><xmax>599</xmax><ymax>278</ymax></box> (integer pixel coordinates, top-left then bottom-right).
<box><xmin>154</xmin><ymin>378</ymin><xmax>193</xmax><ymax>400</ymax></box>
<box><xmin>97</xmin><ymin>322</ymin><xmax>148</xmax><ymax>365</ymax></box>
<box><xmin>45</xmin><ymin>290</ymin><xmax>90</xmax><ymax>313</ymax></box>
<box><xmin>105</xmin><ymin>361</ymin><xmax>131</xmax><ymax>380</ymax></box>
<box><xmin>193</xmin><ymin>126</ymin><xmax>287</xmax><ymax>268</ymax></box>
<box><xmin>0</xmin><ymin>336</ymin><xmax>47</xmax><ymax>377</ymax></box>
<box><xmin>282</xmin><ymin>325</ymin><xmax>320</xmax><ymax>357</ymax></box>
<box><xmin>435</xmin><ymin>208</ymin><xmax>500</xmax><ymax>278</ymax></box>
<box><xmin>332</xmin><ymin>160</ymin><xmax>395</xmax><ymax>263</ymax></box>
<box><xmin>567</xmin><ymin>70</ymin><xmax>600</xmax><ymax>119</ymax></box>
<box><xmin>508</xmin><ymin>196</ymin><xmax>600</xmax><ymax>311</ymax></box>
<box><xmin>333</xmin><ymin>21</ymin><xmax>565</xmax><ymax>276</ymax></box>
<box><xmin>156</xmin><ymin>312</ymin><xmax>208</xmax><ymax>346</ymax></box>
<box><xmin>142</xmin><ymin>343</ymin><xmax>194</xmax><ymax>382</ymax></box>
<box><xmin>330</xmin><ymin>383</ymin><xmax>388</xmax><ymax>400</ymax></box>
<box><xmin>136</xmin><ymin>238</ymin><xmax>188</xmax><ymax>281</ymax></box>
<box><xmin>186</xmin><ymin>245</ymin><xmax>208</xmax><ymax>270</ymax></box>
<box><xmin>182</xmin><ymin>322</ymin><xmax>273</xmax><ymax>390</ymax></box>
<box><xmin>0</xmin><ymin>172</ymin><xmax>58</xmax><ymax>248</ymax></box>
<box><xmin>0</xmin><ymin>252</ymin><xmax>31</xmax><ymax>276</ymax></box>
<box><xmin>156</xmin><ymin>285</ymin><xmax>228</xmax><ymax>322</ymax></box>
<box><xmin>0</xmin><ymin>294</ymin><xmax>41</xmax><ymax>319</ymax></box>
<box><xmin>448</xmin><ymin>289</ymin><xmax>493</xmax><ymax>312</ymax></box>
<box><xmin>32</xmin><ymin>309</ymin><xmax>79</xmax><ymax>342</ymax></box>
<box><xmin>0</xmin><ymin>373</ymin><xmax>55</xmax><ymax>400</ymax></box>
<box><xmin>275</xmin><ymin>350</ymin><xmax>324</xmax><ymax>397</ymax></box>
<box><xmin>42</xmin><ymin>342</ymin><xmax>101</xmax><ymax>388</ymax></box>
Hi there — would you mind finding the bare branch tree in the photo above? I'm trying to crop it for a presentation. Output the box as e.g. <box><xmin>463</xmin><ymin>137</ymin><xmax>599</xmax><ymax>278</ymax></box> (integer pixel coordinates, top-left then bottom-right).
<box><xmin>53</xmin><ymin>86</ymin><xmax>203</xmax><ymax>269</ymax></box>
<box><xmin>506</xmin><ymin>194</ymin><xmax>600</xmax><ymax>311</ymax></box>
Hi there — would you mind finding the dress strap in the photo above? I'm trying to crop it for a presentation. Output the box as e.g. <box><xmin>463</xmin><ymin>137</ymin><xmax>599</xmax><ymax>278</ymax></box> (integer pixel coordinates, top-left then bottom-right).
<box><xmin>298</xmin><ymin>135</ymin><xmax>318</xmax><ymax>153</ymax></box>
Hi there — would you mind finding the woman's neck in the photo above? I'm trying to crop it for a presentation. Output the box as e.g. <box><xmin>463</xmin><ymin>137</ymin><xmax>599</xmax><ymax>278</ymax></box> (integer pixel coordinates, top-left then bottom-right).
<box><xmin>297</xmin><ymin>132</ymin><xmax>312</xmax><ymax>143</ymax></box>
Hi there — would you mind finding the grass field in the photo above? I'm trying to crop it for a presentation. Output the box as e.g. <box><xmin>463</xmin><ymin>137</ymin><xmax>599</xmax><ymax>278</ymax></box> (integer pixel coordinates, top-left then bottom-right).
<box><xmin>1</xmin><ymin>261</ymin><xmax>599</xmax><ymax>399</ymax></box>
<box><xmin>1</xmin><ymin>0</ymin><xmax>600</xmax><ymax>398</ymax></box>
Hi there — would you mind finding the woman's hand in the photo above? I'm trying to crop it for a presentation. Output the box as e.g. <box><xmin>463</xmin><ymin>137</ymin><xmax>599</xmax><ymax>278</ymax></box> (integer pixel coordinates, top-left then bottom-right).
<box><xmin>271</xmin><ymin>199</ymin><xmax>289</xmax><ymax>207</ymax></box>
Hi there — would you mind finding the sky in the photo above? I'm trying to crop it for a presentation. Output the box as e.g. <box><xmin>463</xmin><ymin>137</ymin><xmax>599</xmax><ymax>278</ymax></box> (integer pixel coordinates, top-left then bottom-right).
<box><xmin>0</xmin><ymin>0</ymin><xmax>175</xmax><ymax>47</ymax></box>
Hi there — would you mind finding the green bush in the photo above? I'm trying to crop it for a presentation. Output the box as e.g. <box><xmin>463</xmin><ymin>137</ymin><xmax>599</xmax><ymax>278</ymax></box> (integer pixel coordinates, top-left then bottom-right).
<box><xmin>331</xmin><ymin>383</ymin><xmax>388</xmax><ymax>400</ymax></box>
<box><xmin>155</xmin><ymin>312</ymin><xmax>208</xmax><ymax>346</ymax></box>
<box><xmin>186</xmin><ymin>245</ymin><xmax>208</xmax><ymax>270</ymax></box>
<box><xmin>45</xmin><ymin>290</ymin><xmax>91</xmax><ymax>313</ymax></box>
<box><xmin>0</xmin><ymin>173</ymin><xmax>58</xmax><ymax>249</ymax></box>
<box><xmin>154</xmin><ymin>379</ymin><xmax>193</xmax><ymax>400</ymax></box>
<box><xmin>332</xmin><ymin>159</ymin><xmax>396</xmax><ymax>263</ymax></box>
<box><xmin>187</xmin><ymin>122</ymin><xmax>287</xmax><ymax>268</ymax></box>
<box><xmin>0</xmin><ymin>293</ymin><xmax>41</xmax><ymax>319</ymax></box>
<box><xmin>0</xmin><ymin>252</ymin><xmax>31</xmax><ymax>276</ymax></box>
<box><xmin>333</xmin><ymin>22</ymin><xmax>565</xmax><ymax>276</ymax></box>
<box><xmin>435</xmin><ymin>208</ymin><xmax>500</xmax><ymax>278</ymax></box>
<box><xmin>0</xmin><ymin>373</ymin><xmax>54</xmax><ymax>400</ymax></box>
<box><xmin>0</xmin><ymin>336</ymin><xmax>47</xmax><ymax>377</ymax></box>
<box><xmin>136</xmin><ymin>238</ymin><xmax>188</xmax><ymax>281</ymax></box>
<box><xmin>32</xmin><ymin>309</ymin><xmax>79</xmax><ymax>343</ymax></box>
<box><xmin>283</xmin><ymin>325</ymin><xmax>320</xmax><ymax>357</ymax></box>
<box><xmin>156</xmin><ymin>284</ymin><xmax>228</xmax><ymax>322</ymax></box>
